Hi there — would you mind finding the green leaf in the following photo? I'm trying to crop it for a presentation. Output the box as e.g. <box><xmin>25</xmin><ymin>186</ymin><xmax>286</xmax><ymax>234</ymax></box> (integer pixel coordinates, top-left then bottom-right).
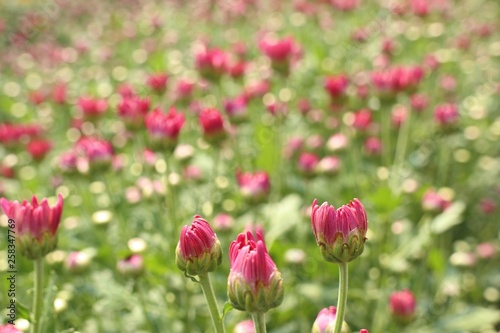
<box><xmin>15</xmin><ymin>301</ymin><xmax>31</xmax><ymax>321</ymax></box>
<box><xmin>221</xmin><ymin>302</ymin><xmax>234</xmax><ymax>320</ymax></box>
<box><xmin>430</xmin><ymin>202</ymin><xmax>465</xmax><ymax>234</ymax></box>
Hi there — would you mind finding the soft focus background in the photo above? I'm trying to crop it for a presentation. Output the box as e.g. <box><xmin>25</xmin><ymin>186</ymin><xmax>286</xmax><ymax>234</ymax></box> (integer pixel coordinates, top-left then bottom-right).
<box><xmin>0</xmin><ymin>0</ymin><xmax>499</xmax><ymax>332</ymax></box>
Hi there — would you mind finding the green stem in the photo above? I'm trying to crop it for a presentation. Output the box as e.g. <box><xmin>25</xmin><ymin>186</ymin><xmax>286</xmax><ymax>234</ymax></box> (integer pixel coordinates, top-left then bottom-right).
<box><xmin>199</xmin><ymin>273</ymin><xmax>225</xmax><ymax>333</ymax></box>
<box><xmin>31</xmin><ymin>258</ymin><xmax>44</xmax><ymax>333</ymax></box>
<box><xmin>135</xmin><ymin>280</ymin><xmax>159</xmax><ymax>333</ymax></box>
<box><xmin>251</xmin><ymin>312</ymin><xmax>267</xmax><ymax>333</ymax></box>
<box><xmin>334</xmin><ymin>262</ymin><xmax>349</xmax><ymax>333</ymax></box>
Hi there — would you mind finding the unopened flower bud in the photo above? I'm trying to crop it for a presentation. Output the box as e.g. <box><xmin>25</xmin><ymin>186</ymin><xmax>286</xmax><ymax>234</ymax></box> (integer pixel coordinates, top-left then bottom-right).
<box><xmin>311</xmin><ymin>306</ymin><xmax>349</xmax><ymax>333</ymax></box>
<box><xmin>228</xmin><ymin>231</ymin><xmax>284</xmax><ymax>313</ymax></box>
<box><xmin>389</xmin><ymin>289</ymin><xmax>416</xmax><ymax>323</ymax></box>
<box><xmin>117</xmin><ymin>254</ymin><xmax>144</xmax><ymax>278</ymax></box>
<box><xmin>234</xmin><ymin>320</ymin><xmax>255</xmax><ymax>333</ymax></box>
<box><xmin>176</xmin><ymin>216</ymin><xmax>222</xmax><ymax>276</ymax></box>
<box><xmin>311</xmin><ymin>198</ymin><xmax>368</xmax><ymax>263</ymax></box>
<box><xmin>1</xmin><ymin>194</ymin><xmax>64</xmax><ymax>260</ymax></box>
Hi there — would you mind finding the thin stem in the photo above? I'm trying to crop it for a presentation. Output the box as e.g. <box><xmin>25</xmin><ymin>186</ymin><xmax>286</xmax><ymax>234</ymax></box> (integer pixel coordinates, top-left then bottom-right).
<box><xmin>251</xmin><ymin>312</ymin><xmax>267</xmax><ymax>333</ymax></box>
<box><xmin>135</xmin><ymin>280</ymin><xmax>159</xmax><ymax>333</ymax></box>
<box><xmin>334</xmin><ymin>262</ymin><xmax>349</xmax><ymax>333</ymax></box>
<box><xmin>31</xmin><ymin>258</ymin><xmax>44</xmax><ymax>333</ymax></box>
<box><xmin>199</xmin><ymin>273</ymin><xmax>225</xmax><ymax>333</ymax></box>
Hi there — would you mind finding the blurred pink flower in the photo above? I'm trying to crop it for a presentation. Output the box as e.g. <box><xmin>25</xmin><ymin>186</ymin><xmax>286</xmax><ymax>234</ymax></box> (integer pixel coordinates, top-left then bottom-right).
<box><xmin>298</xmin><ymin>152</ymin><xmax>320</xmax><ymax>175</ymax></box>
<box><xmin>199</xmin><ymin>108</ymin><xmax>227</xmax><ymax>142</ymax></box>
<box><xmin>234</xmin><ymin>320</ymin><xmax>255</xmax><ymax>333</ymax></box>
<box><xmin>389</xmin><ymin>290</ymin><xmax>416</xmax><ymax>322</ymax></box>
<box><xmin>146</xmin><ymin>73</ymin><xmax>169</xmax><ymax>93</ymax></box>
<box><xmin>324</xmin><ymin>75</ymin><xmax>349</xmax><ymax>99</ymax></box>
<box><xmin>236</xmin><ymin>170</ymin><xmax>271</xmax><ymax>202</ymax></box>
<box><xmin>434</xmin><ymin>103</ymin><xmax>459</xmax><ymax>127</ymax></box>
<box><xmin>117</xmin><ymin>254</ymin><xmax>144</xmax><ymax>277</ymax></box>
<box><xmin>27</xmin><ymin>139</ymin><xmax>52</xmax><ymax>161</ymax></box>
<box><xmin>77</xmin><ymin>96</ymin><xmax>108</xmax><ymax>118</ymax></box>
<box><xmin>145</xmin><ymin>107</ymin><xmax>185</xmax><ymax>148</ymax></box>
<box><xmin>364</xmin><ymin>137</ymin><xmax>382</xmax><ymax>155</ymax></box>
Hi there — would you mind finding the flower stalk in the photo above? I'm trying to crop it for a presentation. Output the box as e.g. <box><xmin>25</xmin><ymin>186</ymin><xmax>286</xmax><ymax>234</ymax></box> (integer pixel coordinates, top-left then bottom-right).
<box><xmin>199</xmin><ymin>273</ymin><xmax>225</xmax><ymax>333</ymax></box>
<box><xmin>333</xmin><ymin>262</ymin><xmax>348</xmax><ymax>333</ymax></box>
<box><xmin>251</xmin><ymin>312</ymin><xmax>267</xmax><ymax>333</ymax></box>
<box><xmin>31</xmin><ymin>257</ymin><xmax>44</xmax><ymax>333</ymax></box>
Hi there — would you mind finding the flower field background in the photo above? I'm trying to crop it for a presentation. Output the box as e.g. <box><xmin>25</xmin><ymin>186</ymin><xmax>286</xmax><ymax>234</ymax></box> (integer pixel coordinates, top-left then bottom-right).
<box><xmin>0</xmin><ymin>0</ymin><xmax>500</xmax><ymax>332</ymax></box>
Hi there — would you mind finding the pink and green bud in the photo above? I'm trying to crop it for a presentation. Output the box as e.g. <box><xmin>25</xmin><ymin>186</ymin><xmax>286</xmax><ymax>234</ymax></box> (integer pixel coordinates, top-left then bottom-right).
<box><xmin>234</xmin><ymin>319</ymin><xmax>255</xmax><ymax>333</ymax></box>
<box><xmin>311</xmin><ymin>198</ymin><xmax>368</xmax><ymax>264</ymax></box>
<box><xmin>117</xmin><ymin>254</ymin><xmax>144</xmax><ymax>278</ymax></box>
<box><xmin>176</xmin><ymin>215</ymin><xmax>222</xmax><ymax>276</ymax></box>
<box><xmin>227</xmin><ymin>231</ymin><xmax>284</xmax><ymax>314</ymax></box>
<box><xmin>389</xmin><ymin>289</ymin><xmax>416</xmax><ymax>323</ymax></box>
<box><xmin>64</xmin><ymin>251</ymin><xmax>92</xmax><ymax>274</ymax></box>
<box><xmin>311</xmin><ymin>306</ymin><xmax>349</xmax><ymax>333</ymax></box>
<box><xmin>1</xmin><ymin>194</ymin><xmax>64</xmax><ymax>260</ymax></box>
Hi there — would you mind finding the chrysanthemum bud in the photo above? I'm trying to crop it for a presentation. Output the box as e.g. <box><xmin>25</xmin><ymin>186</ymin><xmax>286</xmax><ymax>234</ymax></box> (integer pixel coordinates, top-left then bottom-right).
<box><xmin>234</xmin><ymin>320</ymin><xmax>255</xmax><ymax>333</ymax></box>
<box><xmin>311</xmin><ymin>306</ymin><xmax>349</xmax><ymax>333</ymax></box>
<box><xmin>176</xmin><ymin>216</ymin><xmax>222</xmax><ymax>276</ymax></box>
<box><xmin>64</xmin><ymin>251</ymin><xmax>92</xmax><ymax>274</ymax></box>
<box><xmin>1</xmin><ymin>194</ymin><xmax>64</xmax><ymax>260</ymax></box>
<box><xmin>311</xmin><ymin>198</ymin><xmax>368</xmax><ymax>263</ymax></box>
<box><xmin>117</xmin><ymin>254</ymin><xmax>144</xmax><ymax>278</ymax></box>
<box><xmin>227</xmin><ymin>231</ymin><xmax>284</xmax><ymax>313</ymax></box>
<box><xmin>389</xmin><ymin>289</ymin><xmax>416</xmax><ymax>323</ymax></box>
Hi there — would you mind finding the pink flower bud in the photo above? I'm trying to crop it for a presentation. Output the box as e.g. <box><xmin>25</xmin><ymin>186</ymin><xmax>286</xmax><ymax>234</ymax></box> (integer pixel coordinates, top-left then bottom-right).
<box><xmin>421</xmin><ymin>189</ymin><xmax>450</xmax><ymax>212</ymax></box>
<box><xmin>234</xmin><ymin>320</ymin><xmax>255</xmax><ymax>333</ymax></box>
<box><xmin>311</xmin><ymin>198</ymin><xmax>368</xmax><ymax>263</ymax></box>
<box><xmin>389</xmin><ymin>290</ymin><xmax>416</xmax><ymax>322</ymax></box>
<box><xmin>410</xmin><ymin>93</ymin><xmax>428</xmax><ymax>112</ymax></box>
<box><xmin>236</xmin><ymin>170</ymin><xmax>271</xmax><ymax>202</ymax></box>
<box><xmin>199</xmin><ymin>108</ymin><xmax>227</xmax><ymax>143</ymax></box>
<box><xmin>213</xmin><ymin>213</ymin><xmax>234</xmax><ymax>231</ymax></box>
<box><xmin>364</xmin><ymin>137</ymin><xmax>382</xmax><ymax>155</ymax></box>
<box><xmin>1</xmin><ymin>194</ymin><xmax>64</xmax><ymax>259</ymax></box>
<box><xmin>228</xmin><ymin>231</ymin><xmax>284</xmax><ymax>313</ymax></box>
<box><xmin>434</xmin><ymin>103</ymin><xmax>459</xmax><ymax>127</ymax></box>
<box><xmin>145</xmin><ymin>107</ymin><xmax>185</xmax><ymax>149</ymax></box>
<box><xmin>312</xmin><ymin>306</ymin><xmax>337</xmax><ymax>333</ymax></box>
<box><xmin>479</xmin><ymin>198</ymin><xmax>496</xmax><ymax>215</ymax></box>
<box><xmin>353</xmin><ymin>109</ymin><xmax>373</xmax><ymax>131</ymax></box>
<box><xmin>27</xmin><ymin>139</ymin><xmax>52</xmax><ymax>161</ymax></box>
<box><xmin>117</xmin><ymin>254</ymin><xmax>144</xmax><ymax>277</ymax></box>
<box><xmin>117</xmin><ymin>96</ymin><xmax>150</xmax><ymax>128</ymax></box>
<box><xmin>52</xmin><ymin>83</ymin><xmax>67</xmax><ymax>104</ymax></box>
<box><xmin>75</xmin><ymin>137</ymin><xmax>114</xmax><ymax>171</ymax></box>
<box><xmin>196</xmin><ymin>47</ymin><xmax>228</xmax><ymax>81</ymax></box>
<box><xmin>65</xmin><ymin>251</ymin><xmax>91</xmax><ymax>274</ymax></box>
<box><xmin>146</xmin><ymin>73</ymin><xmax>168</xmax><ymax>93</ymax></box>
<box><xmin>317</xmin><ymin>156</ymin><xmax>341</xmax><ymax>175</ymax></box>
<box><xmin>324</xmin><ymin>75</ymin><xmax>349</xmax><ymax>99</ymax></box>
<box><xmin>176</xmin><ymin>216</ymin><xmax>222</xmax><ymax>276</ymax></box>
<box><xmin>259</xmin><ymin>36</ymin><xmax>298</xmax><ymax>75</ymax></box>
<box><xmin>77</xmin><ymin>96</ymin><xmax>108</xmax><ymax>118</ymax></box>
<box><xmin>298</xmin><ymin>152</ymin><xmax>320</xmax><ymax>176</ymax></box>
<box><xmin>224</xmin><ymin>95</ymin><xmax>248</xmax><ymax>123</ymax></box>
